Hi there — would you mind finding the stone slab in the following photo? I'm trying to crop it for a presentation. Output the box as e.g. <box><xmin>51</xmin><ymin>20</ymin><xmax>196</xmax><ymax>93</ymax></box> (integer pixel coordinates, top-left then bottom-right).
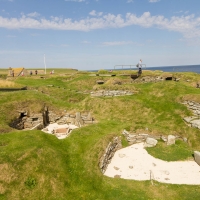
<box><xmin>194</xmin><ymin>151</ymin><xmax>200</xmax><ymax>166</ymax></box>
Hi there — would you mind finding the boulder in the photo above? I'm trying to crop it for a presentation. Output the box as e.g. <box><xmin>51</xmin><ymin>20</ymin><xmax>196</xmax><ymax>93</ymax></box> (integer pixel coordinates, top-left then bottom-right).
<box><xmin>144</xmin><ymin>137</ymin><xmax>158</xmax><ymax>147</ymax></box>
<box><xmin>194</xmin><ymin>151</ymin><xmax>200</xmax><ymax>166</ymax></box>
<box><xmin>167</xmin><ymin>135</ymin><xmax>176</xmax><ymax>145</ymax></box>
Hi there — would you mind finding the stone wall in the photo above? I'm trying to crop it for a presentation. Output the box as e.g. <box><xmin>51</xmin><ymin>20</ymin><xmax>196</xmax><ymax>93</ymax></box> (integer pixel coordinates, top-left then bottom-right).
<box><xmin>132</xmin><ymin>76</ymin><xmax>179</xmax><ymax>83</ymax></box>
<box><xmin>183</xmin><ymin>100</ymin><xmax>200</xmax><ymax>129</ymax></box>
<box><xmin>122</xmin><ymin>130</ymin><xmax>187</xmax><ymax>145</ymax></box>
<box><xmin>99</xmin><ymin>137</ymin><xmax>122</xmax><ymax>174</ymax></box>
<box><xmin>91</xmin><ymin>90</ymin><xmax>133</xmax><ymax>97</ymax></box>
<box><xmin>13</xmin><ymin>110</ymin><xmax>94</xmax><ymax>130</ymax></box>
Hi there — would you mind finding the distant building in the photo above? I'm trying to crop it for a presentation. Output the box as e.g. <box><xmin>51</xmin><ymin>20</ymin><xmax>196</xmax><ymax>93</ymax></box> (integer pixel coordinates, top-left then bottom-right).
<box><xmin>8</xmin><ymin>67</ymin><xmax>26</xmax><ymax>77</ymax></box>
<box><xmin>8</xmin><ymin>67</ymin><xmax>45</xmax><ymax>77</ymax></box>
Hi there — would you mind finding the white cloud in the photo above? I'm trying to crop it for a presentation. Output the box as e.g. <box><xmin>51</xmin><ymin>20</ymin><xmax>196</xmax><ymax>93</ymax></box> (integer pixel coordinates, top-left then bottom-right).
<box><xmin>89</xmin><ymin>10</ymin><xmax>96</xmax><ymax>16</ymax></box>
<box><xmin>127</xmin><ymin>0</ymin><xmax>133</xmax><ymax>3</ymax></box>
<box><xmin>27</xmin><ymin>12</ymin><xmax>40</xmax><ymax>18</ymax></box>
<box><xmin>0</xmin><ymin>12</ymin><xmax>200</xmax><ymax>38</ymax></box>
<box><xmin>89</xmin><ymin>10</ymin><xmax>103</xmax><ymax>16</ymax></box>
<box><xmin>175</xmin><ymin>10</ymin><xmax>189</xmax><ymax>15</ymax></box>
<box><xmin>149</xmin><ymin>0</ymin><xmax>160</xmax><ymax>3</ymax></box>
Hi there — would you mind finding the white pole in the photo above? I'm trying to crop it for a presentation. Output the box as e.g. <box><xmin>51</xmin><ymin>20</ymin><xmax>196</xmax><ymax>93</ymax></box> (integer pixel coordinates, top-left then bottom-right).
<box><xmin>44</xmin><ymin>54</ymin><xmax>46</xmax><ymax>74</ymax></box>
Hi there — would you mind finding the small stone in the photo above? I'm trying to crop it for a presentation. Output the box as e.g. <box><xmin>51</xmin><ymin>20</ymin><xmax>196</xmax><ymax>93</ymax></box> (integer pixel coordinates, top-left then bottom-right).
<box><xmin>167</xmin><ymin>135</ymin><xmax>176</xmax><ymax>145</ymax></box>
<box><xmin>144</xmin><ymin>137</ymin><xmax>158</xmax><ymax>147</ymax></box>
<box><xmin>118</xmin><ymin>154</ymin><xmax>126</xmax><ymax>158</ymax></box>
<box><xmin>114</xmin><ymin>175</ymin><xmax>121</xmax><ymax>178</ymax></box>
<box><xmin>114</xmin><ymin>166</ymin><xmax>120</xmax><ymax>170</ymax></box>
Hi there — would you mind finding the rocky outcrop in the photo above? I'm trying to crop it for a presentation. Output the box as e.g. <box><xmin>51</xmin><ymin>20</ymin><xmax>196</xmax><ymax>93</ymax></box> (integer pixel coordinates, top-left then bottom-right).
<box><xmin>91</xmin><ymin>90</ymin><xmax>133</xmax><ymax>97</ymax></box>
<box><xmin>99</xmin><ymin>137</ymin><xmax>122</xmax><ymax>174</ymax></box>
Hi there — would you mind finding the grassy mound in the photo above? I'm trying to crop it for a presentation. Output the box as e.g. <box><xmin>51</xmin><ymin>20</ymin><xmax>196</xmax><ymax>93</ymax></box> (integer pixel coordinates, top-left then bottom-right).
<box><xmin>0</xmin><ymin>69</ymin><xmax>200</xmax><ymax>199</ymax></box>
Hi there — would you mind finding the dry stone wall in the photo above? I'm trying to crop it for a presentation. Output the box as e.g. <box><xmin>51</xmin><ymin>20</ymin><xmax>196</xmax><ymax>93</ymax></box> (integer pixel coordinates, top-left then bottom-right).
<box><xmin>91</xmin><ymin>90</ymin><xmax>133</xmax><ymax>97</ymax></box>
<box><xmin>132</xmin><ymin>76</ymin><xmax>180</xmax><ymax>83</ymax></box>
<box><xmin>14</xmin><ymin>110</ymin><xmax>94</xmax><ymax>130</ymax></box>
<box><xmin>99</xmin><ymin>137</ymin><xmax>122</xmax><ymax>174</ymax></box>
<box><xmin>183</xmin><ymin>100</ymin><xmax>200</xmax><ymax>129</ymax></box>
<box><xmin>122</xmin><ymin>130</ymin><xmax>187</xmax><ymax>146</ymax></box>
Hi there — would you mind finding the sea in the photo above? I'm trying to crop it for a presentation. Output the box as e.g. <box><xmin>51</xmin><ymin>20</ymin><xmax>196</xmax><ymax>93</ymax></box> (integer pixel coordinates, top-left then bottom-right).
<box><xmin>88</xmin><ymin>65</ymin><xmax>200</xmax><ymax>74</ymax></box>
<box><xmin>145</xmin><ymin>65</ymin><xmax>200</xmax><ymax>74</ymax></box>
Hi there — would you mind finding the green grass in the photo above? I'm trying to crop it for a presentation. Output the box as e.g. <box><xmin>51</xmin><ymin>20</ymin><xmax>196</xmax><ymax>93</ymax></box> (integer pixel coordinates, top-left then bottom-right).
<box><xmin>146</xmin><ymin>140</ymin><xmax>193</xmax><ymax>161</ymax></box>
<box><xmin>1</xmin><ymin>125</ymin><xmax>200</xmax><ymax>200</ymax></box>
<box><xmin>1</xmin><ymin>69</ymin><xmax>200</xmax><ymax>199</ymax></box>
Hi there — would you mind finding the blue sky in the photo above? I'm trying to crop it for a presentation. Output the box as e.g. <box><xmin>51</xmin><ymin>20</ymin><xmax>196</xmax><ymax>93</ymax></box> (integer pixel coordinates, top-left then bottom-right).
<box><xmin>0</xmin><ymin>0</ymin><xmax>200</xmax><ymax>70</ymax></box>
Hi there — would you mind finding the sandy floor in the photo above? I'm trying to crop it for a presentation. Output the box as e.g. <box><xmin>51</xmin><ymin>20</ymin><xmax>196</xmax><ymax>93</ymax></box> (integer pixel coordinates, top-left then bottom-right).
<box><xmin>104</xmin><ymin>143</ymin><xmax>200</xmax><ymax>185</ymax></box>
<box><xmin>42</xmin><ymin>123</ymin><xmax>78</xmax><ymax>139</ymax></box>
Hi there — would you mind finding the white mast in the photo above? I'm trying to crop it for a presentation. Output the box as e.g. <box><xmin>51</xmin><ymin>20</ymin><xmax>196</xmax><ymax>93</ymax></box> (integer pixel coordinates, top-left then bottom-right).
<box><xmin>44</xmin><ymin>54</ymin><xmax>46</xmax><ymax>74</ymax></box>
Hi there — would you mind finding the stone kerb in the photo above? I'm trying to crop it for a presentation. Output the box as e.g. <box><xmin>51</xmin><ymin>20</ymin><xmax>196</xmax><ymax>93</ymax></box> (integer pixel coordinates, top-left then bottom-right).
<box><xmin>99</xmin><ymin>137</ymin><xmax>122</xmax><ymax>174</ymax></box>
<box><xmin>183</xmin><ymin>100</ymin><xmax>200</xmax><ymax>130</ymax></box>
<box><xmin>91</xmin><ymin>90</ymin><xmax>133</xmax><ymax>97</ymax></box>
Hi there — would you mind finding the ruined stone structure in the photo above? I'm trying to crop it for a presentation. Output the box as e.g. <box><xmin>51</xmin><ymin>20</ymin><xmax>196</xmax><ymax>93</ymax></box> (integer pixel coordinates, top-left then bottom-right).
<box><xmin>122</xmin><ymin>130</ymin><xmax>186</xmax><ymax>145</ymax></box>
<box><xmin>99</xmin><ymin>137</ymin><xmax>122</xmax><ymax>173</ymax></box>
<box><xmin>183</xmin><ymin>100</ymin><xmax>200</xmax><ymax>129</ymax></box>
<box><xmin>91</xmin><ymin>90</ymin><xmax>133</xmax><ymax>97</ymax></box>
<box><xmin>132</xmin><ymin>75</ymin><xmax>179</xmax><ymax>83</ymax></box>
<box><xmin>11</xmin><ymin>109</ymin><xmax>94</xmax><ymax>130</ymax></box>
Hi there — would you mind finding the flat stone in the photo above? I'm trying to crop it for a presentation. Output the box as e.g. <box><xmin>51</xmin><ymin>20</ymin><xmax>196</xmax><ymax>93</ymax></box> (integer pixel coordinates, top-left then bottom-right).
<box><xmin>191</xmin><ymin>120</ymin><xmax>200</xmax><ymax>128</ymax></box>
<box><xmin>55</xmin><ymin>128</ymin><xmax>68</xmax><ymax>134</ymax></box>
<box><xmin>144</xmin><ymin>137</ymin><xmax>158</xmax><ymax>147</ymax></box>
<box><xmin>194</xmin><ymin>151</ymin><xmax>200</xmax><ymax>166</ymax></box>
<box><xmin>183</xmin><ymin>116</ymin><xmax>198</xmax><ymax>123</ymax></box>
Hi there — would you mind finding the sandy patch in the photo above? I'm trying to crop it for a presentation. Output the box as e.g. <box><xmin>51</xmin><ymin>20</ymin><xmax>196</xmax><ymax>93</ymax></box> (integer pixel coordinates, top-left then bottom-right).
<box><xmin>104</xmin><ymin>143</ymin><xmax>200</xmax><ymax>185</ymax></box>
<box><xmin>42</xmin><ymin>123</ymin><xmax>78</xmax><ymax>139</ymax></box>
